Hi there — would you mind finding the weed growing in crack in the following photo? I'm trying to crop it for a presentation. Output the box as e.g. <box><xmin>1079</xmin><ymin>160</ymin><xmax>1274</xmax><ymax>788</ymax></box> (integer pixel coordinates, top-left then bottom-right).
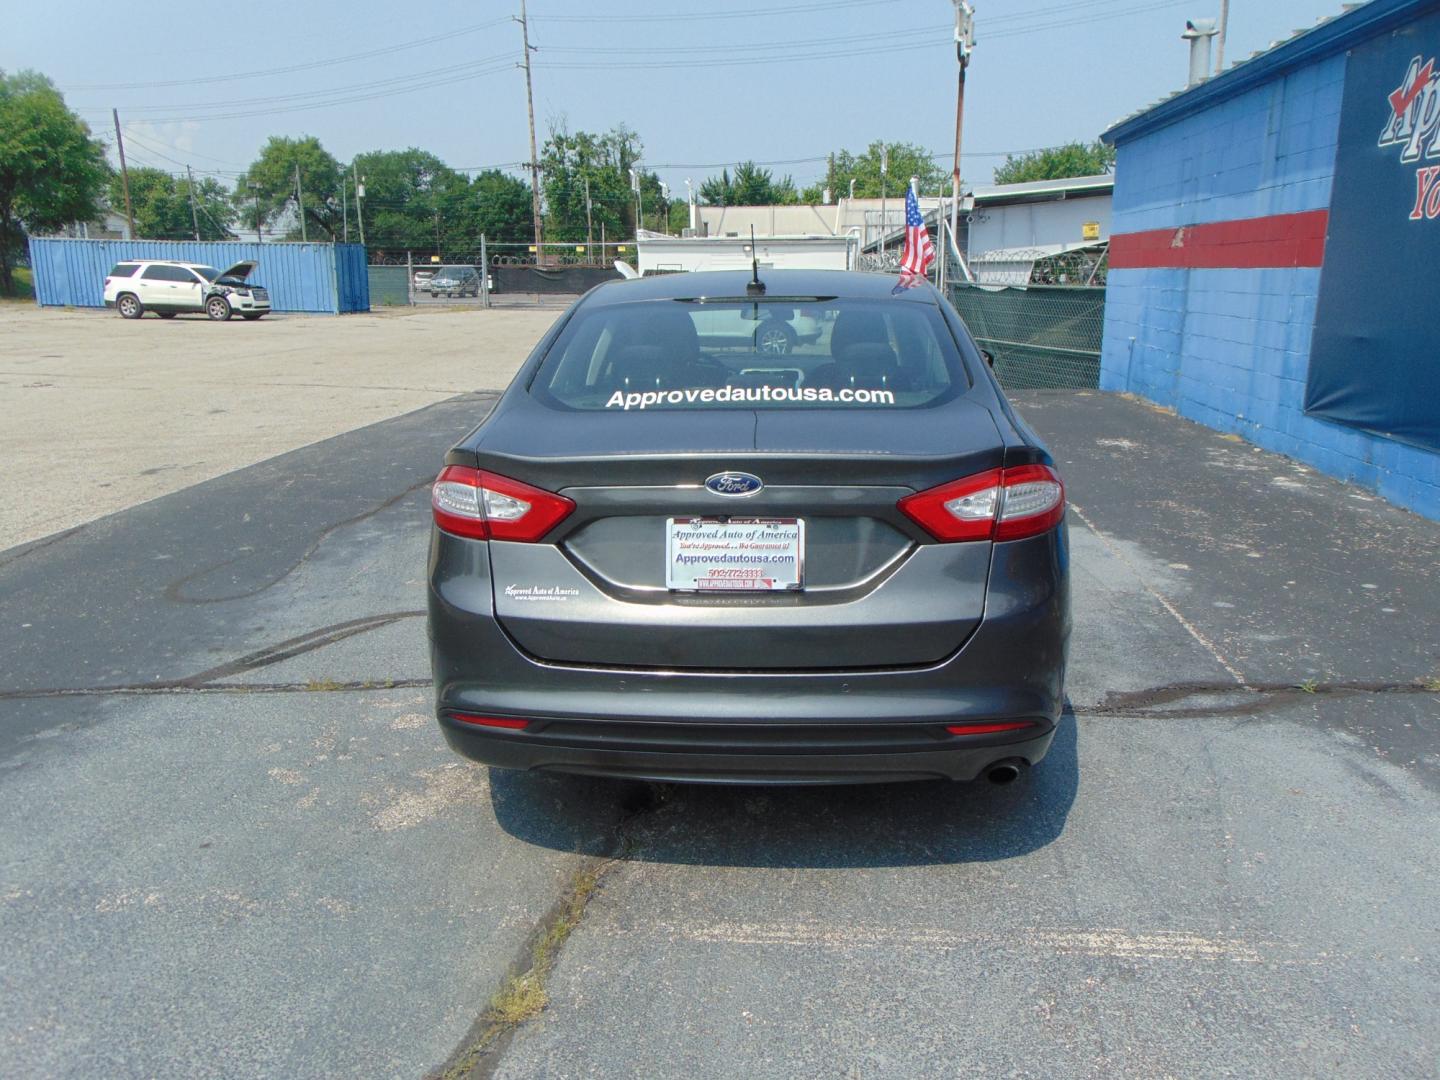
<box><xmin>441</xmin><ymin>863</ymin><xmax>607</xmax><ymax>1079</ymax></box>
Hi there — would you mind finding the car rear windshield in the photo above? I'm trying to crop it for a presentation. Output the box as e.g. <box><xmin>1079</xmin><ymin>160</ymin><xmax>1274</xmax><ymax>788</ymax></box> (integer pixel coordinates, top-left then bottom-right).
<box><xmin>533</xmin><ymin>296</ymin><xmax>967</xmax><ymax>412</ymax></box>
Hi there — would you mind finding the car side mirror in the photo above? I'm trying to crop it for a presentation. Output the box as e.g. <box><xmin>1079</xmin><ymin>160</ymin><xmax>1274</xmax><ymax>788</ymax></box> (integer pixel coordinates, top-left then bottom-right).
<box><xmin>981</xmin><ymin>349</ymin><xmax>995</xmax><ymax>368</ymax></box>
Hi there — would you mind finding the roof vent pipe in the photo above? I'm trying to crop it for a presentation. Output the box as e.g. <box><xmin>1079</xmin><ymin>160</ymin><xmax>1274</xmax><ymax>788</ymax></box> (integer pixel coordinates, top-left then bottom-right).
<box><xmin>1181</xmin><ymin>18</ymin><xmax>1218</xmax><ymax>87</ymax></box>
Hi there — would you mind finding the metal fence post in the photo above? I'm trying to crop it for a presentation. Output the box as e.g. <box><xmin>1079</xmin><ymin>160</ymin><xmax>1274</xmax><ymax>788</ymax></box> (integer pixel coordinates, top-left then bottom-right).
<box><xmin>406</xmin><ymin>251</ymin><xmax>413</xmax><ymax>306</ymax></box>
<box><xmin>480</xmin><ymin>235</ymin><xmax>490</xmax><ymax>309</ymax></box>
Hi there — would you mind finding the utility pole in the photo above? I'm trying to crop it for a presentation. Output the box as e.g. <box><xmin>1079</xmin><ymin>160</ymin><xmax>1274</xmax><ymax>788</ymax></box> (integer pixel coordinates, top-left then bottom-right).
<box><xmin>185</xmin><ymin>165</ymin><xmax>201</xmax><ymax>241</ymax></box>
<box><xmin>295</xmin><ymin>163</ymin><xmax>308</xmax><ymax>242</ymax></box>
<box><xmin>951</xmin><ymin>2</ymin><xmax>975</xmax><ymax>283</ymax></box>
<box><xmin>1215</xmin><ymin>0</ymin><xmax>1230</xmax><ymax>73</ymax></box>
<box><xmin>518</xmin><ymin>0</ymin><xmax>544</xmax><ymax>262</ymax></box>
<box><xmin>342</xmin><ymin>175</ymin><xmax>349</xmax><ymax>243</ymax></box>
<box><xmin>249</xmin><ymin>181</ymin><xmax>263</xmax><ymax>243</ymax></box>
<box><xmin>354</xmin><ymin>165</ymin><xmax>366</xmax><ymax>246</ymax></box>
<box><xmin>584</xmin><ymin>175</ymin><xmax>593</xmax><ymax>261</ymax></box>
<box><xmin>112</xmin><ymin>109</ymin><xmax>136</xmax><ymax>241</ymax></box>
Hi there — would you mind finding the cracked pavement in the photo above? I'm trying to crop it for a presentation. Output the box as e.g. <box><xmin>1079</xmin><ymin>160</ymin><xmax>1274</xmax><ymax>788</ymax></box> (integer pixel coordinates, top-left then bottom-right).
<box><xmin>1</xmin><ymin>378</ymin><xmax>1437</xmax><ymax>1078</ymax></box>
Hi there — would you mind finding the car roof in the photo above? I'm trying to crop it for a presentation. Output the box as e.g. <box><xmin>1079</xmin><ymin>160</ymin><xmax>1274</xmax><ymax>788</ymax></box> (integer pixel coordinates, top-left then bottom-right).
<box><xmin>584</xmin><ymin>269</ymin><xmax>939</xmax><ymax>307</ymax></box>
<box><xmin>126</xmin><ymin>259</ymin><xmax>216</xmax><ymax>268</ymax></box>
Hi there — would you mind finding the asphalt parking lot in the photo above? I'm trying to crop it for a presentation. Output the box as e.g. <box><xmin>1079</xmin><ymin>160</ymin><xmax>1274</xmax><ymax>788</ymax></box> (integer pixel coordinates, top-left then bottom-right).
<box><xmin>1</xmin><ymin>308</ymin><xmax>1437</xmax><ymax>1078</ymax></box>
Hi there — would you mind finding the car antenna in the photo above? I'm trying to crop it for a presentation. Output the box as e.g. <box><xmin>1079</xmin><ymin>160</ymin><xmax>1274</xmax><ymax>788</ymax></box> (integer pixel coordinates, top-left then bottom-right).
<box><xmin>746</xmin><ymin>225</ymin><xmax>765</xmax><ymax>296</ymax></box>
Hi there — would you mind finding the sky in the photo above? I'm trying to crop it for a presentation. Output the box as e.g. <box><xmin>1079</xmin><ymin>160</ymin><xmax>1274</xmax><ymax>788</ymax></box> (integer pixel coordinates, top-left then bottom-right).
<box><xmin>6</xmin><ymin>0</ymin><xmax>1351</xmax><ymax>198</ymax></box>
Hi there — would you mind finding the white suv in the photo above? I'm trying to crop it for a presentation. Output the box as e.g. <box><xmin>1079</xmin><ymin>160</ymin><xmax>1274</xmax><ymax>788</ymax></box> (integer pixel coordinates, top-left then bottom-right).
<box><xmin>103</xmin><ymin>259</ymin><xmax>272</xmax><ymax>321</ymax></box>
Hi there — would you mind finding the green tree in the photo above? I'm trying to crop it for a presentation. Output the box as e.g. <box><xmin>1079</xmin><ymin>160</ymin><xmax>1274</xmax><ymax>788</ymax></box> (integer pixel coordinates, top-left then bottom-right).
<box><xmin>697</xmin><ymin>161</ymin><xmax>799</xmax><ymax>207</ymax></box>
<box><xmin>667</xmin><ymin>198</ymin><xmax>692</xmax><ymax>234</ymax></box>
<box><xmin>818</xmin><ymin>142</ymin><xmax>946</xmax><ymax>200</ymax></box>
<box><xmin>108</xmin><ymin>167</ymin><xmax>233</xmax><ymax>240</ymax></box>
<box><xmin>343</xmin><ymin>151</ymin><xmax>530</xmax><ymax>253</ymax></box>
<box><xmin>235</xmin><ymin>135</ymin><xmax>343</xmax><ymax>240</ymax></box>
<box><xmin>993</xmin><ymin>140</ymin><xmax>1116</xmax><ymax>185</ymax></box>
<box><xmin>0</xmin><ymin>70</ymin><xmax>108</xmax><ymax>295</ymax></box>
<box><xmin>351</xmin><ymin>148</ymin><xmax>461</xmax><ymax>250</ymax></box>
<box><xmin>541</xmin><ymin>123</ymin><xmax>662</xmax><ymax>241</ymax></box>
<box><xmin>461</xmin><ymin>169</ymin><xmax>532</xmax><ymax>245</ymax></box>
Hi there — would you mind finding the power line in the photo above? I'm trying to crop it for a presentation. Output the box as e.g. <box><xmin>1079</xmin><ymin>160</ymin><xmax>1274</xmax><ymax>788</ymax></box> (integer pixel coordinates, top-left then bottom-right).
<box><xmin>122</xmin><ymin>62</ymin><xmax>516</xmax><ymax>124</ymax></box>
<box><xmin>536</xmin><ymin>0</ymin><xmax>1190</xmax><ymax>70</ymax></box>
<box><xmin>530</xmin><ymin>0</ymin><xmax>900</xmax><ymax>23</ymax></box>
<box><xmin>540</xmin><ymin>24</ymin><xmax>944</xmax><ymax>55</ymax></box>
<box><xmin>81</xmin><ymin>52</ymin><xmax>515</xmax><ymax>115</ymax></box>
<box><xmin>65</xmin><ymin>16</ymin><xmax>513</xmax><ymax>90</ymax></box>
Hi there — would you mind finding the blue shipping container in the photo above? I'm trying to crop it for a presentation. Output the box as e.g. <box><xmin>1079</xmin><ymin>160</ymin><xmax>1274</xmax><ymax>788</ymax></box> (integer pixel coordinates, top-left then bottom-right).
<box><xmin>26</xmin><ymin>238</ymin><xmax>370</xmax><ymax>313</ymax></box>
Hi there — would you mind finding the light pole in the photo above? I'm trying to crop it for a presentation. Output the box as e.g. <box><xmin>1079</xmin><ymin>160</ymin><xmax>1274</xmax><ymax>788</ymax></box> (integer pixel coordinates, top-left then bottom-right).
<box><xmin>950</xmin><ymin>1</ymin><xmax>976</xmax><ymax>280</ymax></box>
<box><xmin>879</xmin><ymin>145</ymin><xmax>888</xmax><ymax>259</ymax></box>
<box><xmin>584</xmin><ymin>175</ymin><xmax>593</xmax><ymax>262</ymax></box>
<box><xmin>629</xmin><ymin>168</ymin><xmax>642</xmax><ymax>236</ymax></box>
<box><xmin>1215</xmin><ymin>0</ymin><xmax>1230</xmax><ymax>73</ymax></box>
<box><xmin>659</xmin><ymin>181</ymin><xmax>669</xmax><ymax>233</ymax></box>
<box><xmin>685</xmin><ymin>177</ymin><xmax>696</xmax><ymax>233</ymax></box>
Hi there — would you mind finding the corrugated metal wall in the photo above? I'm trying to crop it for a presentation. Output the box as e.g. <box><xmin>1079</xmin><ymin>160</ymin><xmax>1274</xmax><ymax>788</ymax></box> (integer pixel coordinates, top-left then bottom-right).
<box><xmin>27</xmin><ymin>238</ymin><xmax>370</xmax><ymax>313</ymax></box>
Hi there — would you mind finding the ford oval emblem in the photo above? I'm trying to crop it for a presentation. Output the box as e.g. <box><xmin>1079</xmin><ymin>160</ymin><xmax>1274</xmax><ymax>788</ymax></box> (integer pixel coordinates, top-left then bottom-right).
<box><xmin>704</xmin><ymin>471</ymin><xmax>763</xmax><ymax>497</ymax></box>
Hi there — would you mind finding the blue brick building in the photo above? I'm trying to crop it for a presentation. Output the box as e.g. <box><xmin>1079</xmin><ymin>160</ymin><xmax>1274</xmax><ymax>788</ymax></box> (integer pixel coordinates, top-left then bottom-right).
<box><xmin>1099</xmin><ymin>0</ymin><xmax>1440</xmax><ymax>520</ymax></box>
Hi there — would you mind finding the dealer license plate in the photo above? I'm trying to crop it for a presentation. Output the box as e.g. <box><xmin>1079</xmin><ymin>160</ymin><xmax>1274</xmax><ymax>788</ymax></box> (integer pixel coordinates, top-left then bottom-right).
<box><xmin>665</xmin><ymin>518</ymin><xmax>804</xmax><ymax>592</ymax></box>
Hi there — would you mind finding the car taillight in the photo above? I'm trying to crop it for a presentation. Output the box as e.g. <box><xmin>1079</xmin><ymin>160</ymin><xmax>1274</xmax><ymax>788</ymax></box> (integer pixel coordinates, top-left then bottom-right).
<box><xmin>945</xmin><ymin>721</ymin><xmax>1039</xmax><ymax>735</ymax></box>
<box><xmin>452</xmin><ymin>713</ymin><xmax>530</xmax><ymax>730</ymax></box>
<box><xmin>431</xmin><ymin>466</ymin><xmax>575</xmax><ymax>542</ymax></box>
<box><xmin>898</xmin><ymin>464</ymin><xmax>1064</xmax><ymax>543</ymax></box>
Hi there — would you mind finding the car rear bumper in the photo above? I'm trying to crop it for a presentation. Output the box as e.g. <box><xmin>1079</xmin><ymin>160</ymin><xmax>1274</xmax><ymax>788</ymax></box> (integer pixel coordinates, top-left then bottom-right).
<box><xmin>438</xmin><ymin>713</ymin><xmax>1057</xmax><ymax>784</ymax></box>
<box><xmin>428</xmin><ymin>526</ymin><xmax>1069</xmax><ymax>783</ymax></box>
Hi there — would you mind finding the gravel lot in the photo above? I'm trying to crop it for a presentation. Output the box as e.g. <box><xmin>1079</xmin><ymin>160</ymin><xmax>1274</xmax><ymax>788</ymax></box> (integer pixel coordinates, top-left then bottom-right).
<box><xmin>0</xmin><ymin>304</ymin><xmax>560</xmax><ymax>551</ymax></box>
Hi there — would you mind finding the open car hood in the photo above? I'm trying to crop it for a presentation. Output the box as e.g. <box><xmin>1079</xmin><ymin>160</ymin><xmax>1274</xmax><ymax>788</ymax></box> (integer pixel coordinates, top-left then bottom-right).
<box><xmin>219</xmin><ymin>260</ymin><xmax>258</xmax><ymax>281</ymax></box>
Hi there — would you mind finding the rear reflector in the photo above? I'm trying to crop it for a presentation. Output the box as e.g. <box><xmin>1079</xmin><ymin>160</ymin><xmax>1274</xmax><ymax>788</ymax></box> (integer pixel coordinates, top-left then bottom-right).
<box><xmin>898</xmin><ymin>463</ymin><xmax>1064</xmax><ymax>543</ymax></box>
<box><xmin>945</xmin><ymin>721</ymin><xmax>1038</xmax><ymax>736</ymax></box>
<box><xmin>452</xmin><ymin>714</ymin><xmax>530</xmax><ymax>730</ymax></box>
<box><xmin>431</xmin><ymin>466</ymin><xmax>575</xmax><ymax>542</ymax></box>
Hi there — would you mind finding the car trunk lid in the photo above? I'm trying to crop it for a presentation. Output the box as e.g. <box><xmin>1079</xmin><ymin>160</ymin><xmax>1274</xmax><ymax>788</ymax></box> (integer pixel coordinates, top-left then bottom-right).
<box><xmin>477</xmin><ymin>395</ymin><xmax>1003</xmax><ymax>670</ymax></box>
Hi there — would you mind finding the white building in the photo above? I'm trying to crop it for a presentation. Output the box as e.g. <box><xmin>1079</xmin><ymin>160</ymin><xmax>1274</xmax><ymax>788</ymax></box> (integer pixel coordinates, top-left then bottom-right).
<box><xmin>635</xmin><ymin>231</ymin><xmax>858</xmax><ymax>275</ymax></box>
<box><xmin>964</xmin><ymin>174</ymin><xmax>1113</xmax><ymax>285</ymax></box>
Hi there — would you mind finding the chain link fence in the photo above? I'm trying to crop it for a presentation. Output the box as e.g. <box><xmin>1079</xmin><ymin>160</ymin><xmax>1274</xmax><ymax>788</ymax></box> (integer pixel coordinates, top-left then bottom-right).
<box><xmin>948</xmin><ymin>283</ymin><xmax>1105</xmax><ymax>390</ymax></box>
<box><xmin>365</xmin><ymin>242</ymin><xmax>636</xmax><ymax>307</ymax></box>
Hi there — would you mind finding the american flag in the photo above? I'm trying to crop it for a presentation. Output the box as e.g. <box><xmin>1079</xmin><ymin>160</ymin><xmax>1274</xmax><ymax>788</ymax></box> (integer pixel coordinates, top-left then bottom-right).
<box><xmin>893</xmin><ymin>186</ymin><xmax>936</xmax><ymax>293</ymax></box>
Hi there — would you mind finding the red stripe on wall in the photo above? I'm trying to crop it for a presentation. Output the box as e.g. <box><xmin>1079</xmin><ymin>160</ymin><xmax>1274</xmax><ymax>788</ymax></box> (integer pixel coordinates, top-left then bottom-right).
<box><xmin>1108</xmin><ymin>209</ymin><xmax>1329</xmax><ymax>270</ymax></box>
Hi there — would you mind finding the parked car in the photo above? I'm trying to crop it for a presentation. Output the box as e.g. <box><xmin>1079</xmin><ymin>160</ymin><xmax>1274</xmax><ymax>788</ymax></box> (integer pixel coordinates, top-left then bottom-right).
<box><xmin>427</xmin><ymin>269</ymin><xmax>1069</xmax><ymax>785</ymax></box>
<box><xmin>103</xmin><ymin>260</ymin><xmax>271</xmax><ymax>321</ymax></box>
<box><xmin>427</xmin><ymin>265</ymin><xmax>482</xmax><ymax>298</ymax></box>
<box><xmin>690</xmin><ymin>304</ymin><xmax>823</xmax><ymax>355</ymax></box>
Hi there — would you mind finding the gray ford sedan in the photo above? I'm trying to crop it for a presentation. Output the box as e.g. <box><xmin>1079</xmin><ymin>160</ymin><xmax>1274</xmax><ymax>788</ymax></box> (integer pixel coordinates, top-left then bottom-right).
<box><xmin>427</xmin><ymin>269</ymin><xmax>1069</xmax><ymax>785</ymax></box>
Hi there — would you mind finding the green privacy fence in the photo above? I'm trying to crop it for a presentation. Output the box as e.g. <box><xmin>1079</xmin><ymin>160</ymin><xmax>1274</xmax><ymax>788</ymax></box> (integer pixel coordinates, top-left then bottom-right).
<box><xmin>367</xmin><ymin>266</ymin><xmax>410</xmax><ymax>306</ymax></box>
<box><xmin>947</xmin><ymin>283</ymin><xmax>1105</xmax><ymax>390</ymax></box>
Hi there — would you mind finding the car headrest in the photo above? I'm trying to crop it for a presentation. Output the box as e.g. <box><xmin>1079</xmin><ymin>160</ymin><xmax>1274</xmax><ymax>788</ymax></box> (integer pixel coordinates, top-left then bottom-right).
<box><xmin>829</xmin><ymin>310</ymin><xmax>890</xmax><ymax>356</ymax></box>
<box><xmin>612</xmin><ymin>306</ymin><xmax>699</xmax><ymax>359</ymax></box>
<box><xmin>838</xmin><ymin>341</ymin><xmax>901</xmax><ymax>379</ymax></box>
